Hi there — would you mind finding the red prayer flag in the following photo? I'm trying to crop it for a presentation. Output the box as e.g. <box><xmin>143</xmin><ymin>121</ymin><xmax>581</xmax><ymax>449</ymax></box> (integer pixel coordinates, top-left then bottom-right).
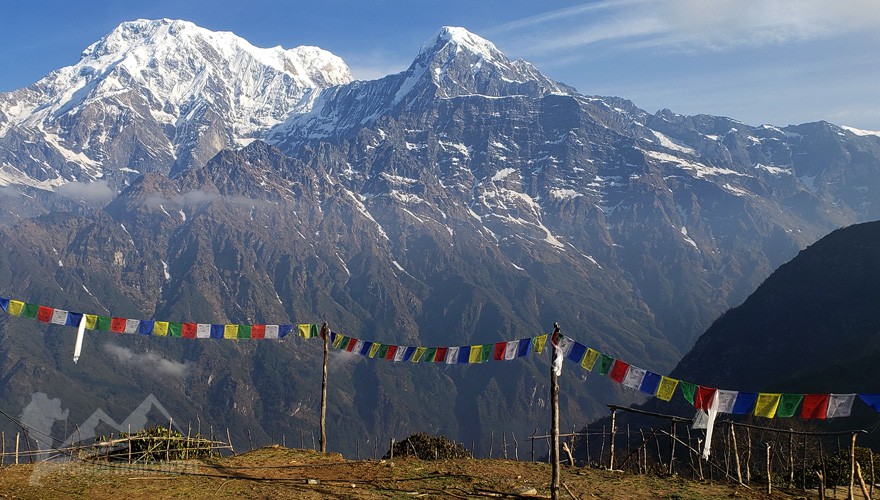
<box><xmin>37</xmin><ymin>306</ymin><xmax>54</xmax><ymax>323</ymax></box>
<box><xmin>695</xmin><ymin>386</ymin><xmax>717</xmax><ymax>410</ymax></box>
<box><xmin>346</xmin><ymin>338</ymin><xmax>358</xmax><ymax>352</ymax></box>
<box><xmin>110</xmin><ymin>317</ymin><xmax>127</xmax><ymax>333</ymax></box>
<box><xmin>435</xmin><ymin>347</ymin><xmax>448</xmax><ymax>362</ymax></box>
<box><xmin>801</xmin><ymin>394</ymin><xmax>830</xmax><ymax>420</ymax></box>
<box><xmin>385</xmin><ymin>345</ymin><xmax>398</xmax><ymax>360</ymax></box>
<box><xmin>181</xmin><ymin>323</ymin><xmax>197</xmax><ymax>338</ymax></box>
<box><xmin>609</xmin><ymin>360</ymin><xmax>630</xmax><ymax>383</ymax></box>
<box><xmin>493</xmin><ymin>342</ymin><xmax>506</xmax><ymax>361</ymax></box>
<box><xmin>251</xmin><ymin>324</ymin><xmax>266</xmax><ymax>339</ymax></box>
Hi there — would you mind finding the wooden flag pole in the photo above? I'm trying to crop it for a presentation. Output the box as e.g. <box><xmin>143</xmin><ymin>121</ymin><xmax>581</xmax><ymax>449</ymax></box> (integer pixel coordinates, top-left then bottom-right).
<box><xmin>550</xmin><ymin>322</ymin><xmax>561</xmax><ymax>500</ymax></box>
<box><xmin>319</xmin><ymin>322</ymin><xmax>329</xmax><ymax>453</ymax></box>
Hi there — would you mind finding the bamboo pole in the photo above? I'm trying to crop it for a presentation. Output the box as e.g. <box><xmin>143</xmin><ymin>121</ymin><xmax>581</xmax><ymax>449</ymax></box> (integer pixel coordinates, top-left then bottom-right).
<box><xmin>550</xmin><ymin>323</ymin><xmax>561</xmax><ymax>500</ymax></box>
<box><xmin>14</xmin><ymin>432</ymin><xmax>19</xmax><ymax>465</ymax></box>
<box><xmin>856</xmin><ymin>462</ymin><xmax>871</xmax><ymax>500</ymax></box>
<box><xmin>766</xmin><ymin>442</ymin><xmax>772</xmax><ymax>495</ymax></box>
<box><xmin>319</xmin><ymin>322</ymin><xmax>329</xmax><ymax>453</ymax></box>
<box><xmin>669</xmin><ymin>421</ymin><xmax>676</xmax><ymax>475</ymax></box>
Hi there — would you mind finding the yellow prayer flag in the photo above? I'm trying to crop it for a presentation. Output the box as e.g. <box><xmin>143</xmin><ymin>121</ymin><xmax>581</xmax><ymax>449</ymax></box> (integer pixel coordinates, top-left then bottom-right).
<box><xmin>7</xmin><ymin>300</ymin><xmax>23</xmax><ymax>317</ymax></box>
<box><xmin>412</xmin><ymin>347</ymin><xmax>426</xmax><ymax>362</ymax></box>
<box><xmin>332</xmin><ymin>334</ymin><xmax>345</xmax><ymax>349</ymax></box>
<box><xmin>224</xmin><ymin>324</ymin><xmax>239</xmax><ymax>339</ymax></box>
<box><xmin>368</xmin><ymin>343</ymin><xmax>381</xmax><ymax>358</ymax></box>
<box><xmin>298</xmin><ymin>324</ymin><xmax>313</xmax><ymax>338</ymax></box>
<box><xmin>532</xmin><ymin>334</ymin><xmax>548</xmax><ymax>354</ymax></box>
<box><xmin>656</xmin><ymin>376</ymin><xmax>679</xmax><ymax>401</ymax></box>
<box><xmin>85</xmin><ymin>314</ymin><xmax>98</xmax><ymax>330</ymax></box>
<box><xmin>153</xmin><ymin>321</ymin><xmax>169</xmax><ymax>336</ymax></box>
<box><xmin>469</xmin><ymin>345</ymin><xmax>483</xmax><ymax>363</ymax></box>
<box><xmin>582</xmin><ymin>348</ymin><xmax>600</xmax><ymax>371</ymax></box>
<box><xmin>754</xmin><ymin>393</ymin><xmax>782</xmax><ymax>418</ymax></box>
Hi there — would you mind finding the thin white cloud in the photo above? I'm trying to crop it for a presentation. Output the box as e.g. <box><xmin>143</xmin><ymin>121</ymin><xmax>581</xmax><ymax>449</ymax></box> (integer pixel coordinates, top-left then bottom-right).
<box><xmin>55</xmin><ymin>180</ymin><xmax>115</xmax><ymax>205</ymax></box>
<box><xmin>104</xmin><ymin>343</ymin><xmax>190</xmax><ymax>379</ymax></box>
<box><xmin>490</xmin><ymin>0</ymin><xmax>880</xmax><ymax>56</ymax></box>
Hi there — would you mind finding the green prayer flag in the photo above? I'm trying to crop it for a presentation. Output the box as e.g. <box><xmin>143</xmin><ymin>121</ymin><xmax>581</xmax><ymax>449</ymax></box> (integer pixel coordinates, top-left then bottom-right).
<box><xmin>597</xmin><ymin>354</ymin><xmax>614</xmax><ymax>376</ymax></box>
<box><xmin>22</xmin><ymin>303</ymin><xmax>39</xmax><ymax>319</ymax></box>
<box><xmin>238</xmin><ymin>324</ymin><xmax>252</xmax><ymax>339</ymax></box>
<box><xmin>777</xmin><ymin>394</ymin><xmax>804</xmax><ymax>418</ymax></box>
<box><xmin>481</xmin><ymin>344</ymin><xmax>492</xmax><ymax>363</ymax></box>
<box><xmin>422</xmin><ymin>347</ymin><xmax>437</xmax><ymax>362</ymax></box>
<box><xmin>168</xmin><ymin>322</ymin><xmax>182</xmax><ymax>337</ymax></box>
<box><xmin>377</xmin><ymin>344</ymin><xmax>389</xmax><ymax>359</ymax></box>
<box><xmin>680</xmin><ymin>382</ymin><xmax>697</xmax><ymax>405</ymax></box>
<box><xmin>95</xmin><ymin>315</ymin><xmax>112</xmax><ymax>331</ymax></box>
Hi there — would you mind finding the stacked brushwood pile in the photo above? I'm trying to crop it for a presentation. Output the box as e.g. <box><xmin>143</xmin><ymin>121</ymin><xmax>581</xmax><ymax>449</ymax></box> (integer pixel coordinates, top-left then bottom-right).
<box><xmin>384</xmin><ymin>433</ymin><xmax>471</xmax><ymax>460</ymax></box>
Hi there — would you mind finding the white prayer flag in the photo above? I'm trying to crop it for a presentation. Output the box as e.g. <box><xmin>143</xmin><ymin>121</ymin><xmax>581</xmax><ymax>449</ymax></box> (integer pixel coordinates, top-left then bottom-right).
<box><xmin>394</xmin><ymin>347</ymin><xmax>407</xmax><ymax>362</ymax></box>
<box><xmin>196</xmin><ymin>323</ymin><xmax>211</xmax><ymax>338</ymax></box>
<box><xmin>50</xmin><ymin>309</ymin><xmax>69</xmax><ymax>325</ymax></box>
<box><xmin>827</xmin><ymin>394</ymin><xmax>856</xmax><ymax>418</ymax></box>
<box><xmin>703</xmin><ymin>390</ymin><xmax>721</xmax><ymax>460</ymax></box>
<box><xmin>504</xmin><ymin>341</ymin><xmax>518</xmax><ymax>360</ymax></box>
<box><xmin>352</xmin><ymin>340</ymin><xmax>365</xmax><ymax>355</ymax></box>
<box><xmin>73</xmin><ymin>315</ymin><xmax>86</xmax><ymax>364</ymax></box>
<box><xmin>622</xmin><ymin>366</ymin><xmax>647</xmax><ymax>390</ymax></box>
<box><xmin>557</xmin><ymin>336</ymin><xmax>574</xmax><ymax>357</ymax></box>
<box><xmin>715</xmin><ymin>390</ymin><xmax>739</xmax><ymax>414</ymax></box>
<box><xmin>446</xmin><ymin>346</ymin><xmax>459</xmax><ymax>364</ymax></box>
<box><xmin>124</xmin><ymin>319</ymin><xmax>140</xmax><ymax>334</ymax></box>
<box><xmin>264</xmin><ymin>325</ymin><xmax>280</xmax><ymax>339</ymax></box>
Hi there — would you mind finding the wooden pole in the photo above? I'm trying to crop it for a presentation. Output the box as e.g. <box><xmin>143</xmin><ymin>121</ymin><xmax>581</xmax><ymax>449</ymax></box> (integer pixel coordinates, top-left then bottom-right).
<box><xmin>609</xmin><ymin>409</ymin><xmax>617</xmax><ymax>471</ymax></box>
<box><xmin>850</xmin><ymin>433</ymin><xmax>857</xmax><ymax>500</ymax></box>
<box><xmin>856</xmin><ymin>462</ymin><xmax>871</xmax><ymax>500</ymax></box>
<box><xmin>14</xmin><ymin>432</ymin><xmax>19</xmax><ymax>465</ymax></box>
<box><xmin>788</xmin><ymin>429</ymin><xmax>794</xmax><ymax>489</ymax></box>
<box><xmin>489</xmin><ymin>431</ymin><xmax>494</xmax><ymax>458</ymax></box>
<box><xmin>531</xmin><ymin>429</ymin><xmax>536</xmax><ymax>462</ymax></box>
<box><xmin>585</xmin><ymin>423</ymin><xmax>590</xmax><ymax>466</ymax></box>
<box><xmin>669</xmin><ymin>421</ymin><xmax>676</xmax><ymax>475</ymax></box>
<box><xmin>319</xmin><ymin>322</ymin><xmax>329</xmax><ymax>453</ymax></box>
<box><xmin>128</xmin><ymin>423</ymin><xmax>132</xmax><ymax>464</ymax></box>
<box><xmin>502</xmin><ymin>432</ymin><xmax>508</xmax><ymax>460</ymax></box>
<box><xmin>730</xmin><ymin>423</ymin><xmax>743</xmax><ymax>485</ymax></box>
<box><xmin>766</xmin><ymin>442</ymin><xmax>772</xmax><ymax>495</ymax></box>
<box><xmin>870</xmin><ymin>449</ymin><xmax>875</xmax><ymax>498</ymax></box>
<box><xmin>745</xmin><ymin>427</ymin><xmax>752</xmax><ymax>483</ymax></box>
<box><xmin>226</xmin><ymin>428</ymin><xmax>234</xmax><ymax>455</ymax></box>
<box><xmin>1</xmin><ymin>431</ymin><xmax>5</xmax><ymax>466</ymax></box>
<box><xmin>512</xmin><ymin>433</ymin><xmax>519</xmax><ymax>461</ymax></box>
<box><xmin>817</xmin><ymin>471</ymin><xmax>826</xmax><ymax>500</ymax></box>
<box><xmin>166</xmin><ymin>418</ymin><xmax>173</xmax><ymax>462</ymax></box>
<box><xmin>550</xmin><ymin>323</ymin><xmax>561</xmax><ymax>500</ymax></box>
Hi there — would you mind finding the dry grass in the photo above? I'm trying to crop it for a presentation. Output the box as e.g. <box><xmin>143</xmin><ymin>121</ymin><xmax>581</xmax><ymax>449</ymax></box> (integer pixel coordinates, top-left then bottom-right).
<box><xmin>0</xmin><ymin>445</ymin><xmax>809</xmax><ymax>499</ymax></box>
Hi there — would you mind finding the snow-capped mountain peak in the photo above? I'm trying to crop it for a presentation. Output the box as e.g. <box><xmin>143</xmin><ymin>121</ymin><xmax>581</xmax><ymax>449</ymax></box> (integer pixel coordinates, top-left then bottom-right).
<box><xmin>418</xmin><ymin>26</ymin><xmax>506</xmax><ymax>64</ymax></box>
<box><xmin>0</xmin><ymin>19</ymin><xmax>352</xmax><ymax>189</ymax></box>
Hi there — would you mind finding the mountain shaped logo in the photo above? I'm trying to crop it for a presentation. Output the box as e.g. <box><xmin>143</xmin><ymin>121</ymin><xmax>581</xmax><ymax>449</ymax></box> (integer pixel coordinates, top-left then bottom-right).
<box><xmin>19</xmin><ymin>392</ymin><xmax>179</xmax><ymax>461</ymax></box>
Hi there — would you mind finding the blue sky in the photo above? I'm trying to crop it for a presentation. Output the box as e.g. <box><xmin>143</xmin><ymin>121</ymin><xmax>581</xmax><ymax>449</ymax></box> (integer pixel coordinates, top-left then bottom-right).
<box><xmin>2</xmin><ymin>0</ymin><xmax>879</xmax><ymax>129</ymax></box>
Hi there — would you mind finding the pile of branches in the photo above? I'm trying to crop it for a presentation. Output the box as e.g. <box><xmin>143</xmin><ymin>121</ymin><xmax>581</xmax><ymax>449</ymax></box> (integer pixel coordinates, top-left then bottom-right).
<box><xmin>384</xmin><ymin>433</ymin><xmax>470</xmax><ymax>460</ymax></box>
<box><xmin>87</xmin><ymin>425</ymin><xmax>219</xmax><ymax>462</ymax></box>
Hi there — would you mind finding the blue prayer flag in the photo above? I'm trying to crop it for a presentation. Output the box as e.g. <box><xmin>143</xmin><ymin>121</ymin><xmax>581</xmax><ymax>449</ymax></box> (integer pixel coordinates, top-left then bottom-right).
<box><xmin>278</xmin><ymin>324</ymin><xmax>293</xmax><ymax>338</ymax></box>
<box><xmin>360</xmin><ymin>341</ymin><xmax>373</xmax><ymax>356</ymax></box>
<box><xmin>732</xmin><ymin>392</ymin><xmax>759</xmax><ymax>415</ymax></box>
<box><xmin>402</xmin><ymin>346</ymin><xmax>416</xmax><ymax>362</ymax></box>
<box><xmin>517</xmin><ymin>338</ymin><xmax>532</xmax><ymax>357</ymax></box>
<box><xmin>859</xmin><ymin>394</ymin><xmax>880</xmax><ymax>412</ymax></box>
<box><xmin>65</xmin><ymin>312</ymin><xmax>83</xmax><ymax>327</ymax></box>
<box><xmin>210</xmin><ymin>324</ymin><xmax>225</xmax><ymax>339</ymax></box>
<box><xmin>0</xmin><ymin>297</ymin><xmax>8</xmax><ymax>312</ymax></box>
<box><xmin>567</xmin><ymin>342</ymin><xmax>587</xmax><ymax>363</ymax></box>
<box><xmin>457</xmin><ymin>345</ymin><xmax>471</xmax><ymax>364</ymax></box>
<box><xmin>639</xmin><ymin>371</ymin><xmax>662</xmax><ymax>395</ymax></box>
<box><xmin>139</xmin><ymin>320</ymin><xmax>155</xmax><ymax>335</ymax></box>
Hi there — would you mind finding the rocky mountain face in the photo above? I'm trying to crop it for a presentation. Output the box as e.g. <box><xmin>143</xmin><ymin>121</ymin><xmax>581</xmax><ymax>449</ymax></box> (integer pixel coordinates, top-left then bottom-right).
<box><xmin>0</xmin><ymin>22</ymin><xmax>879</xmax><ymax>456</ymax></box>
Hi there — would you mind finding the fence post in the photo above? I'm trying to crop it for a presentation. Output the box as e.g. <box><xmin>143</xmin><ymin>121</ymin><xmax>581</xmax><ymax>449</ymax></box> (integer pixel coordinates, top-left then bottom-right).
<box><xmin>850</xmin><ymin>432</ymin><xmax>857</xmax><ymax>500</ymax></box>
<box><xmin>531</xmin><ymin>429</ymin><xmax>536</xmax><ymax>462</ymax></box>
<box><xmin>166</xmin><ymin>418</ymin><xmax>173</xmax><ymax>462</ymax></box>
<box><xmin>14</xmin><ymin>432</ymin><xmax>19</xmax><ymax>465</ymax></box>
<box><xmin>669</xmin><ymin>421</ymin><xmax>676</xmax><ymax>475</ymax></box>
<box><xmin>788</xmin><ymin>429</ymin><xmax>794</xmax><ymax>489</ymax></box>
<box><xmin>608</xmin><ymin>409</ymin><xmax>617</xmax><ymax>471</ymax></box>
<box><xmin>766</xmin><ymin>442</ymin><xmax>772</xmax><ymax>495</ymax></box>
<box><xmin>730</xmin><ymin>423</ymin><xmax>743</xmax><ymax>485</ymax></box>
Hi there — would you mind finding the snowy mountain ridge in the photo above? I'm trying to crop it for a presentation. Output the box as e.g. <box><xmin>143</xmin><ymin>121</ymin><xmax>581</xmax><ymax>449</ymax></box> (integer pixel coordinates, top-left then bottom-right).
<box><xmin>0</xmin><ymin>18</ymin><xmax>352</xmax><ymax>190</ymax></box>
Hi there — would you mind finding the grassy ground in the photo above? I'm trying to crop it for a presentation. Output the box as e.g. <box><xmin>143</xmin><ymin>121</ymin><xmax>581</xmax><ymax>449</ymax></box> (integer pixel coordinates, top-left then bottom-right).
<box><xmin>0</xmin><ymin>446</ymin><xmax>816</xmax><ymax>498</ymax></box>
